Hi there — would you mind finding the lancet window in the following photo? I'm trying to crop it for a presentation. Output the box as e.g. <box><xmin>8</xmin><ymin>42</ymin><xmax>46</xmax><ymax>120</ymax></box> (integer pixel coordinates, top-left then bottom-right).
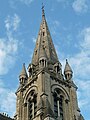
<box><xmin>53</xmin><ymin>89</ymin><xmax>64</xmax><ymax>120</ymax></box>
<box><xmin>39</xmin><ymin>59</ymin><xmax>47</xmax><ymax>67</ymax></box>
<box><xmin>27</xmin><ymin>90</ymin><xmax>37</xmax><ymax>120</ymax></box>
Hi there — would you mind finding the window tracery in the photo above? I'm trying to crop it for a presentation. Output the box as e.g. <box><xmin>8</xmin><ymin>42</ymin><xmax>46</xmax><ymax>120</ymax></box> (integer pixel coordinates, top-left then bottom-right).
<box><xmin>53</xmin><ymin>89</ymin><xmax>64</xmax><ymax>120</ymax></box>
<box><xmin>27</xmin><ymin>90</ymin><xmax>37</xmax><ymax>120</ymax></box>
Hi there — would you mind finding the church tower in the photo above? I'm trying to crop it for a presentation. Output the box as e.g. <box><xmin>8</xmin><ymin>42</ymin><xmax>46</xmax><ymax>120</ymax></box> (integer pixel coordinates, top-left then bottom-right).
<box><xmin>15</xmin><ymin>6</ymin><xmax>84</xmax><ymax>120</ymax></box>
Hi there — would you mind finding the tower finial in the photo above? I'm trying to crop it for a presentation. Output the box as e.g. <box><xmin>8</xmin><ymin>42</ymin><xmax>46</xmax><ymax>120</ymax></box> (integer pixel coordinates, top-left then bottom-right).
<box><xmin>42</xmin><ymin>3</ymin><xmax>45</xmax><ymax>20</ymax></box>
<box><xmin>64</xmin><ymin>59</ymin><xmax>73</xmax><ymax>80</ymax></box>
<box><xmin>66</xmin><ymin>59</ymin><xmax>68</xmax><ymax>63</ymax></box>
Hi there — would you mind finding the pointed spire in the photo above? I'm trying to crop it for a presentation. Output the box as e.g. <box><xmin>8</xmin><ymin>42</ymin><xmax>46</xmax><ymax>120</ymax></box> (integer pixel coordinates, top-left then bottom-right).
<box><xmin>64</xmin><ymin>59</ymin><xmax>73</xmax><ymax>80</ymax></box>
<box><xmin>19</xmin><ymin>63</ymin><xmax>28</xmax><ymax>79</ymax></box>
<box><xmin>31</xmin><ymin>5</ymin><xmax>58</xmax><ymax>65</ymax></box>
<box><xmin>64</xmin><ymin>59</ymin><xmax>72</xmax><ymax>72</ymax></box>
<box><xmin>42</xmin><ymin>3</ymin><xmax>45</xmax><ymax>21</ymax></box>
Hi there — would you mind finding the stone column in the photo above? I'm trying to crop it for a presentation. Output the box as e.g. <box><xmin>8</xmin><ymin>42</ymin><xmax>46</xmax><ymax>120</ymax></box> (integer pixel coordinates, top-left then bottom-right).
<box><xmin>65</xmin><ymin>99</ymin><xmax>69</xmax><ymax>120</ymax></box>
<box><xmin>42</xmin><ymin>72</ymin><xmax>45</xmax><ymax>93</ymax></box>
<box><xmin>32</xmin><ymin>102</ymin><xmax>34</xmax><ymax>118</ymax></box>
<box><xmin>27</xmin><ymin>101</ymin><xmax>29</xmax><ymax>120</ymax></box>
<box><xmin>24</xmin><ymin>103</ymin><xmax>27</xmax><ymax>120</ymax></box>
<box><xmin>57</xmin><ymin>100</ymin><xmax>60</xmax><ymax>117</ymax></box>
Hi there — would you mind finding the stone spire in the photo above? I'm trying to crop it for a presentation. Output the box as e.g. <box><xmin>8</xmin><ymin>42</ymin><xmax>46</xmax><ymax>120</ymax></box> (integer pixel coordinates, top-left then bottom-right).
<box><xmin>32</xmin><ymin>5</ymin><xmax>58</xmax><ymax>65</ymax></box>
<box><xmin>19</xmin><ymin>63</ymin><xmax>28</xmax><ymax>80</ymax></box>
<box><xmin>64</xmin><ymin>59</ymin><xmax>72</xmax><ymax>72</ymax></box>
<box><xmin>64</xmin><ymin>59</ymin><xmax>73</xmax><ymax>80</ymax></box>
<box><xmin>42</xmin><ymin>3</ymin><xmax>45</xmax><ymax>21</ymax></box>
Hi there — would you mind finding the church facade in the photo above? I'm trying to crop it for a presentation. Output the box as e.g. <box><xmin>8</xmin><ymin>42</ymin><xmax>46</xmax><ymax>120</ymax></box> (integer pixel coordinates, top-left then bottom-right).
<box><xmin>14</xmin><ymin>7</ymin><xmax>84</xmax><ymax>120</ymax></box>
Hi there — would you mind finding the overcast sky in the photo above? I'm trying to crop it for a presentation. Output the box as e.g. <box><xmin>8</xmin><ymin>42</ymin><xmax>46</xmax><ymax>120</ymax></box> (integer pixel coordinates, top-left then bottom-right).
<box><xmin>0</xmin><ymin>0</ymin><xmax>90</xmax><ymax>119</ymax></box>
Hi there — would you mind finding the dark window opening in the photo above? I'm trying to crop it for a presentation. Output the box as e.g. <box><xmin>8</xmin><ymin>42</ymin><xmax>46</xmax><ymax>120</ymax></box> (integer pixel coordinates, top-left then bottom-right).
<box><xmin>43</xmin><ymin>32</ymin><xmax>45</xmax><ymax>36</ymax></box>
<box><xmin>28</xmin><ymin>91</ymin><xmax>37</xmax><ymax>120</ymax></box>
<box><xmin>53</xmin><ymin>91</ymin><xmax>64</xmax><ymax>120</ymax></box>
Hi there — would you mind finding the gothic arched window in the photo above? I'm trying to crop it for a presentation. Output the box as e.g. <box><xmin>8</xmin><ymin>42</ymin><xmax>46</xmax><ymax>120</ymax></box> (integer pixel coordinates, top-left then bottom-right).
<box><xmin>39</xmin><ymin>58</ymin><xmax>47</xmax><ymax>67</ymax></box>
<box><xmin>28</xmin><ymin>90</ymin><xmax>37</xmax><ymax>120</ymax></box>
<box><xmin>53</xmin><ymin>89</ymin><xmax>64</xmax><ymax>120</ymax></box>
